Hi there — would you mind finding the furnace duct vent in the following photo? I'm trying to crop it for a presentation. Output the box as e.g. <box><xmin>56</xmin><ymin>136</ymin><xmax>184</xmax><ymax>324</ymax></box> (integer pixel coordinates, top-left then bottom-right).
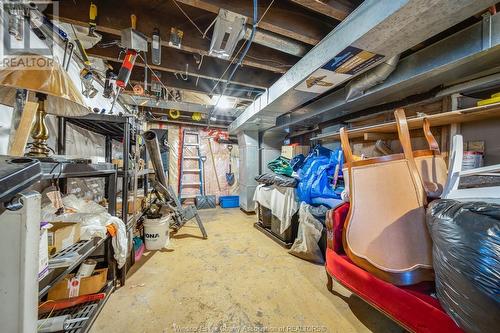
<box><xmin>209</xmin><ymin>9</ymin><xmax>247</xmax><ymax>60</ymax></box>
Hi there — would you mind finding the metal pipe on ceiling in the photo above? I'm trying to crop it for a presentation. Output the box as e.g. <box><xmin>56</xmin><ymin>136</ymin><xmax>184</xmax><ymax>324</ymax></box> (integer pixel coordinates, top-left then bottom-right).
<box><xmin>229</xmin><ymin>0</ymin><xmax>498</xmax><ymax>134</ymax></box>
<box><xmin>345</xmin><ymin>54</ymin><xmax>400</xmax><ymax>100</ymax></box>
<box><xmin>244</xmin><ymin>27</ymin><xmax>308</xmax><ymax>57</ymax></box>
<box><xmin>272</xmin><ymin>12</ymin><xmax>500</xmax><ymax>131</ymax></box>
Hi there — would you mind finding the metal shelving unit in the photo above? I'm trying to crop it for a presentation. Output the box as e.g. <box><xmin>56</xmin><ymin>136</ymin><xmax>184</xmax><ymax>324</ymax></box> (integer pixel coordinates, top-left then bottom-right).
<box><xmin>38</xmin><ymin>283</ymin><xmax>115</xmax><ymax>333</ymax></box>
<box><xmin>38</xmin><ymin>237</ymin><xmax>108</xmax><ymax>300</ymax></box>
<box><xmin>38</xmin><ymin>161</ymin><xmax>119</xmax><ymax>332</ymax></box>
<box><xmin>57</xmin><ymin>113</ymin><xmax>150</xmax><ymax>287</ymax></box>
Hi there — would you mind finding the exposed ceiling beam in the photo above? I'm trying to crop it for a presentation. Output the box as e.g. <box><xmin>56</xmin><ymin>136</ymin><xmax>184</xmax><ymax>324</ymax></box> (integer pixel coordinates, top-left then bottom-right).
<box><xmin>87</xmin><ymin>44</ymin><xmax>279</xmax><ymax>89</ymax></box>
<box><xmin>147</xmin><ymin>117</ymin><xmax>229</xmax><ymax>129</ymax></box>
<box><xmin>121</xmin><ymin>94</ymin><xmax>222</xmax><ymax>114</ymax></box>
<box><xmin>274</xmin><ymin>12</ymin><xmax>500</xmax><ymax>131</ymax></box>
<box><xmin>175</xmin><ymin>0</ymin><xmax>336</xmax><ymax>45</ymax></box>
<box><xmin>49</xmin><ymin>0</ymin><xmax>298</xmax><ymax>73</ymax></box>
<box><xmin>106</xmin><ymin>62</ymin><xmax>263</xmax><ymax>101</ymax></box>
<box><xmin>149</xmin><ymin>109</ymin><xmax>235</xmax><ymax>122</ymax></box>
<box><xmin>229</xmin><ymin>0</ymin><xmax>498</xmax><ymax>133</ymax></box>
<box><xmin>290</xmin><ymin>0</ymin><xmax>354</xmax><ymax>20</ymax></box>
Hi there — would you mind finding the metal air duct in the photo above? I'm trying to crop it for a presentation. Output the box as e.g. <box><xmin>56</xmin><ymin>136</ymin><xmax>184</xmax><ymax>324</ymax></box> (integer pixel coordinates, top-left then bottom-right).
<box><xmin>143</xmin><ymin>130</ymin><xmax>168</xmax><ymax>187</ymax></box>
<box><xmin>346</xmin><ymin>54</ymin><xmax>400</xmax><ymax>100</ymax></box>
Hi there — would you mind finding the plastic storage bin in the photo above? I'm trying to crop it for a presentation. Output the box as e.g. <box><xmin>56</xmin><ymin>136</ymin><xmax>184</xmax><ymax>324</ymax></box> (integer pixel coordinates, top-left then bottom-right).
<box><xmin>219</xmin><ymin>195</ymin><xmax>239</xmax><ymax>208</ymax></box>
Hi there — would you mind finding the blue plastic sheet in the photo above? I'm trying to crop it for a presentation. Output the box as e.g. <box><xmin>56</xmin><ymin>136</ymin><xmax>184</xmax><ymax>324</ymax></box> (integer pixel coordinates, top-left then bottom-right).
<box><xmin>297</xmin><ymin>148</ymin><xmax>344</xmax><ymax>205</ymax></box>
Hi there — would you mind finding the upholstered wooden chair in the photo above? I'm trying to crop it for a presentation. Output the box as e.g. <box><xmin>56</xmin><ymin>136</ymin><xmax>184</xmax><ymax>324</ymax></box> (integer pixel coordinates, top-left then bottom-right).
<box><xmin>414</xmin><ymin>118</ymin><xmax>448</xmax><ymax>199</ymax></box>
<box><xmin>340</xmin><ymin>109</ymin><xmax>434</xmax><ymax>286</ymax></box>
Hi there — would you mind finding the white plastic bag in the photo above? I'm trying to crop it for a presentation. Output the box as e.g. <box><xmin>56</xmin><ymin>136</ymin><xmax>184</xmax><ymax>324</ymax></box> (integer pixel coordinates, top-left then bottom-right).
<box><xmin>289</xmin><ymin>202</ymin><xmax>324</xmax><ymax>263</ymax></box>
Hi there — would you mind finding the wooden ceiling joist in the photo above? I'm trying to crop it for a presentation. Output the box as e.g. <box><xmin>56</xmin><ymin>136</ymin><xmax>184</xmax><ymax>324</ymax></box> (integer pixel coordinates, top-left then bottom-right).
<box><xmin>290</xmin><ymin>0</ymin><xmax>355</xmax><ymax>20</ymax></box>
<box><xmin>175</xmin><ymin>0</ymin><xmax>337</xmax><ymax>45</ymax></box>
<box><xmin>119</xmin><ymin>67</ymin><xmax>262</xmax><ymax>102</ymax></box>
<box><xmin>87</xmin><ymin>43</ymin><xmax>279</xmax><ymax>89</ymax></box>
<box><xmin>51</xmin><ymin>0</ymin><xmax>298</xmax><ymax>74</ymax></box>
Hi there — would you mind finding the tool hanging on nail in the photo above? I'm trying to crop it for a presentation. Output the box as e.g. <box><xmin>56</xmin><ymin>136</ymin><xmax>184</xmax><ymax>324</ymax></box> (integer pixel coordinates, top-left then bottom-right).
<box><xmin>116</xmin><ymin>49</ymin><xmax>137</xmax><ymax>88</ymax></box>
<box><xmin>71</xmin><ymin>24</ymin><xmax>91</xmax><ymax>67</ymax></box>
<box><xmin>152</xmin><ymin>27</ymin><xmax>161</xmax><ymax>65</ymax></box>
<box><xmin>88</xmin><ymin>2</ymin><xmax>98</xmax><ymax>37</ymax></box>
<box><xmin>62</xmin><ymin>41</ymin><xmax>74</xmax><ymax>71</ymax></box>
<box><xmin>80</xmin><ymin>68</ymin><xmax>98</xmax><ymax>98</ymax></box>
<box><xmin>103</xmin><ymin>65</ymin><xmax>116</xmax><ymax>99</ymax></box>
<box><xmin>110</xmin><ymin>13</ymin><xmax>148</xmax><ymax>113</ymax></box>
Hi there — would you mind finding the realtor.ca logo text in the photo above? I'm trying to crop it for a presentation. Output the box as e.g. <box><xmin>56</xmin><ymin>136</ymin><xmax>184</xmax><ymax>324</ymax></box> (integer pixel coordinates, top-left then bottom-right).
<box><xmin>0</xmin><ymin>1</ymin><xmax>60</xmax><ymax>67</ymax></box>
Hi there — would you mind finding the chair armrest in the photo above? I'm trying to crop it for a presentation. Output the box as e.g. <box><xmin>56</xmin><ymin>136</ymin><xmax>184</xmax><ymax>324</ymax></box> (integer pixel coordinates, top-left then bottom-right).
<box><xmin>326</xmin><ymin>203</ymin><xmax>350</xmax><ymax>253</ymax></box>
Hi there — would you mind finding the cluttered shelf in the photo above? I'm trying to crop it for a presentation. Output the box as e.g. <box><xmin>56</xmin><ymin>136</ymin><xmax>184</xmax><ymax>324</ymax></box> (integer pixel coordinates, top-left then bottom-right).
<box><xmin>311</xmin><ymin>102</ymin><xmax>500</xmax><ymax>141</ymax></box>
<box><xmin>41</xmin><ymin>162</ymin><xmax>116</xmax><ymax>180</ymax></box>
<box><xmin>38</xmin><ymin>282</ymin><xmax>114</xmax><ymax>333</ymax></box>
<box><xmin>117</xmin><ymin>168</ymin><xmax>154</xmax><ymax>177</ymax></box>
<box><xmin>65</xmin><ymin>113</ymin><xmax>136</xmax><ymax>144</ymax></box>
<box><xmin>38</xmin><ymin>236</ymin><xmax>109</xmax><ymax>300</ymax></box>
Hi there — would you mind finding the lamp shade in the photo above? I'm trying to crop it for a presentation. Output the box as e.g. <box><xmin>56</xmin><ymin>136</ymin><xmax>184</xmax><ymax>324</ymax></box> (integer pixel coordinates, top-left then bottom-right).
<box><xmin>0</xmin><ymin>55</ymin><xmax>90</xmax><ymax>117</ymax></box>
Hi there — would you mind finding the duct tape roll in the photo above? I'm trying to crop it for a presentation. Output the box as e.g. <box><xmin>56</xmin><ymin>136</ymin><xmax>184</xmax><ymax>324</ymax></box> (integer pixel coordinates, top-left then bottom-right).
<box><xmin>169</xmin><ymin>109</ymin><xmax>180</xmax><ymax>119</ymax></box>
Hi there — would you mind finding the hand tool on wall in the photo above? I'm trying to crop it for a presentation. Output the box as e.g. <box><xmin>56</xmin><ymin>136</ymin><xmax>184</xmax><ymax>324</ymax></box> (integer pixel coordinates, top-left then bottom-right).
<box><xmin>62</xmin><ymin>41</ymin><xmax>74</xmax><ymax>71</ymax></box>
<box><xmin>71</xmin><ymin>24</ymin><xmax>91</xmax><ymax>67</ymax></box>
<box><xmin>152</xmin><ymin>27</ymin><xmax>161</xmax><ymax>65</ymax></box>
<box><xmin>225</xmin><ymin>144</ymin><xmax>235</xmax><ymax>186</ymax></box>
<box><xmin>116</xmin><ymin>49</ymin><xmax>138</xmax><ymax>89</ymax></box>
<box><xmin>88</xmin><ymin>2</ymin><xmax>98</xmax><ymax>37</ymax></box>
<box><xmin>110</xmin><ymin>13</ymin><xmax>146</xmax><ymax>112</ymax></box>
<box><xmin>208</xmin><ymin>137</ymin><xmax>221</xmax><ymax>192</ymax></box>
<box><xmin>80</xmin><ymin>67</ymin><xmax>98</xmax><ymax>98</ymax></box>
<box><xmin>103</xmin><ymin>66</ymin><xmax>116</xmax><ymax>99</ymax></box>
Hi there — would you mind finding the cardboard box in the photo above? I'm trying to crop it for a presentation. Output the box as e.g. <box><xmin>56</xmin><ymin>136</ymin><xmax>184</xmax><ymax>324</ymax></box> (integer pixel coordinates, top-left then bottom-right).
<box><xmin>47</xmin><ymin>268</ymin><xmax>108</xmax><ymax>300</ymax></box>
<box><xmin>112</xmin><ymin>158</ymin><xmax>123</xmax><ymax>168</ymax></box>
<box><xmin>117</xmin><ymin>195</ymin><xmax>144</xmax><ymax>214</ymax></box>
<box><xmin>48</xmin><ymin>222</ymin><xmax>81</xmax><ymax>254</ymax></box>
<box><xmin>39</xmin><ymin>222</ymin><xmax>50</xmax><ymax>280</ymax></box>
<box><xmin>281</xmin><ymin>145</ymin><xmax>310</xmax><ymax>159</ymax></box>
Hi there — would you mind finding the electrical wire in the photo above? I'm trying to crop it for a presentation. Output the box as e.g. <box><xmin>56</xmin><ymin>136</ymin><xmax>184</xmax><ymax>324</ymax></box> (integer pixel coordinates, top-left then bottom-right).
<box><xmin>137</xmin><ymin>52</ymin><xmax>177</xmax><ymax>100</ymax></box>
<box><xmin>245</xmin><ymin>54</ymin><xmax>292</xmax><ymax>68</ymax></box>
<box><xmin>171</xmin><ymin>0</ymin><xmax>205</xmax><ymax>37</ymax></box>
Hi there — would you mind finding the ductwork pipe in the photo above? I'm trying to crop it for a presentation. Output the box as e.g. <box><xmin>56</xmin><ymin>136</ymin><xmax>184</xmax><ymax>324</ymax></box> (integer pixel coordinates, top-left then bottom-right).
<box><xmin>143</xmin><ymin>130</ymin><xmax>168</xmax><ymax>187</ymax></box>
<box><xmin>244</xmin><ymin>27</ymin><xmax>308</xmax><ymax>57</ymax></box>
<box><xmin>346</xmin><ymin>54</ymin><xmax>400</xmax><ymax>101</ymax></box>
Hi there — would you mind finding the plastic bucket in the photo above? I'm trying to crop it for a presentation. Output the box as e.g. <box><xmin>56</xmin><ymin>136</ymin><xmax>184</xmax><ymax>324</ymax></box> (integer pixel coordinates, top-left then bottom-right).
<box><xmin>462</xmin><ymin>151</ymin><xmax>484</xmax><ymax>170</ymax></box>
<box><xmin>143</xmin><ymin>215</ymin><xmax>171</xmax><ymax>250</ymax></box>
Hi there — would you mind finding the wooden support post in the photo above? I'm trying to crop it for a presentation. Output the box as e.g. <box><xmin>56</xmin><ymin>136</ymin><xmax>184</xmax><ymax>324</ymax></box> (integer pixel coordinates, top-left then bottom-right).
<box><xmin>8</xmin><ymin>101</ymin><xmax>38</xmax><ymax>156</ymax></box>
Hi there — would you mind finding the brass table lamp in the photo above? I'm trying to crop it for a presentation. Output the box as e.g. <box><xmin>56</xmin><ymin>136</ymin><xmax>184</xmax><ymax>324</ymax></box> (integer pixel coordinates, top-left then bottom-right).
<box><xmin>0</xmin><ymin>55</ymin><xmax>90</xmax><ymax>157</ymax></box>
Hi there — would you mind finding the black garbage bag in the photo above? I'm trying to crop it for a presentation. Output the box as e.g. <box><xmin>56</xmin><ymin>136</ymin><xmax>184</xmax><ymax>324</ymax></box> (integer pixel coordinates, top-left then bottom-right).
<box><xmin>426</xmin><ymin>199</ymin><xmax>500</xmax><ymax>333</ymax></box>
<box><xmin>254</xmin><ymin>173</ymin><xmax>298</xmax><ymax>188</ymax></box>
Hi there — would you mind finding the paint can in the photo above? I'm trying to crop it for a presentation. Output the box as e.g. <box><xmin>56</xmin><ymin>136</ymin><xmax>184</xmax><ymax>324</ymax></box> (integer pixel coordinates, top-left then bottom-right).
<box><xmin>76</xmin><ymin>259</ymin><xmax>97</xmax><ymax>278</ymax></box>
<box><xmin>462</xmin><ymin>151</ymin><xmax>484</xmax><ymax>170</ymax></box>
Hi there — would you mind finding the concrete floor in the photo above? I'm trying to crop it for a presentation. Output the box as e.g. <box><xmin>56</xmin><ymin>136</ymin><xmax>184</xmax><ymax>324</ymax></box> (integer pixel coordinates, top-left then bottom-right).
<box><xmin>91</xmin><ymin>208</ymin><xmax>404</xmax><ymax>333</ymax></box>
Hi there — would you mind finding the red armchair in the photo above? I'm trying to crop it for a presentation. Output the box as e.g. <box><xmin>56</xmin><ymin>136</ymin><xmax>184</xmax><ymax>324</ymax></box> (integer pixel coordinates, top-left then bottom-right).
<box><xmin>325</xmin><ymin>203</ymin><xmax>463</xmax><ymax>333</ymax></box>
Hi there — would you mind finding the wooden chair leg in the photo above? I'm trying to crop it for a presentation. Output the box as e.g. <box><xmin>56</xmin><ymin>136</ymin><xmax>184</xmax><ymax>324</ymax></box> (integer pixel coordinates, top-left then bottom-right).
<box><xmin>326</xmin><ymin>271</ymin><xmax>333</xmax><ymax>292</ymax></box>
